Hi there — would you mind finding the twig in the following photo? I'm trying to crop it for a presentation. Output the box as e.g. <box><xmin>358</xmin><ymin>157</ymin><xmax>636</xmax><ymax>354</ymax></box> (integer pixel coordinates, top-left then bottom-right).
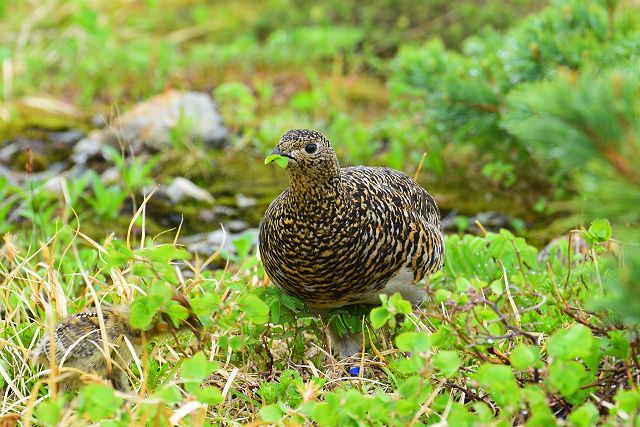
<box><xmin>475</xmin><ymin>220</ymin><xmax>488</xmax><ymax>236</ymax></box>
<box><xmin>413</xmin><ymin>152</ymin><xmax>428</xmax><ymax>182</ymax></box>
<box><xmin>498</xmin><ymin>259</ymin><xmax>521</xmax><ymax>328</ymax></box>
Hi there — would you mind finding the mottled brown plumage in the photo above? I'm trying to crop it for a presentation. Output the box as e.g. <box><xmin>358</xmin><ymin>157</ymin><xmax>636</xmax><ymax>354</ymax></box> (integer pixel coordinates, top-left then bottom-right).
<box><xmin>32</xmin><ymin>306</ymin><xmax>145</xmax><ymax>392</ymax></box>
<box><xmin>32</xmin><ymin>297</ymin><xmax>199</xmax><ymax>392</ymax></box>
<box><xmin>259</xmin><ymin>130</ymin><xmax>445</xmax><ymax>317</ymax></box>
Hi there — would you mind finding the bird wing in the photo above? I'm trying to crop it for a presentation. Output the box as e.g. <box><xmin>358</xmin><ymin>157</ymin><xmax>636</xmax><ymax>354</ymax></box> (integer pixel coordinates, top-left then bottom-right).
<box><xmin>343</xmin><ymin>166</ymin><xmax>441</xmax><ymax>226</ymax></box>
<box><xmin>342</xmin><ymin>166</ymin><xmax>444</xmax><ymax>279</ymax></box>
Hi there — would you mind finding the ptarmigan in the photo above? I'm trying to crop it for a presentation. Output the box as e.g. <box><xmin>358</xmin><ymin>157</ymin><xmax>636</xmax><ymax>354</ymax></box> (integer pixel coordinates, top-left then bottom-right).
<box><xmin>259</xmin><ymin>129</ymin><xmax>445</xmax><ymax>356</ymax></box>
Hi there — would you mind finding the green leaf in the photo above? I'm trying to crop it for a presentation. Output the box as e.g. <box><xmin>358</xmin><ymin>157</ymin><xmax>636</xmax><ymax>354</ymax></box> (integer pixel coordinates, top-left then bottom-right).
<box><xmin>392</xmin><ymin>354</ymin><xmax>425</xmax><ymax>374</ymax></box>
<box><xmin>472</xmin><ymin>401</ymin><xmax>493</xmax><ymax>423</ymax></box>
<box><xmin>583</xmin><ymin>337</ymin><xmax>601</xmax><ymax>373</ymax></box>
<box><xmin>435</xmin><ymin>289</ymin><xmax>451</xmax><ymax>303</ymax></box>
<box><xmin>104</xmin><ymin>241</ymin><xmax>133</xmax><ymax>270</ymax></box>
<box><xmin>588</xmin><ymin>218</ymin><xmax>612</xmax><ymax>243</ymax></box>
<box><xmin>269</xmin><ymin>298</ymin><xmax>281</xmax><ymax>323</ymax></box>
<box><xmin>264</xmin><ymin>154</ymin><xmax>289</xmax><ymax>168</ymax></box>
<box><xmin>156</xmin><ymin>385</ymin><xmax>182</xmax><ymax>404</ymax></box>
<box><xmin>166</xmin><ymin>300</ymin><xmax>189</xmax><ymax>327</ymax></box>
<box><xmin>238</xmin><ymin>294</ymin><xmax>270</xmax><ymax>324</ymax></box>
<box><xmin>77</xmin><ymin>384</ymin><xmax>123</xmax><ymax>422</ymax></box>
<box><xmin>280</xmin><ymin>293</ymin><xmax>305</xmax><ymax>311</ymax></box>
<box><xmin>475</xmin><ymin>364</ymin><xmax>522</xmax><ymax>408</ymax></box>
<box><xmin>431</xmin><ymin>325</ymin><xmax>455</xmax><ymax>348</ymax></box>
<box><xmin>330</xmin><ymin>311</ymin><xmax>364</xmax><ymax>337</ymax></box>
<box><xmin>395</xmin><ymin>332</ymin><xmax>432</xmax><ymax>353</ymax></box>
<box><xmin>36</xmin><ymin>398</ymin><xmax>65</xmax><ymax>426</ymax></box>
<box><xmin>568</xmin><ymin>402</ymin><xmax>599</xmax><ymax>427</ymax></box>
<box><xmin>150</xmin><ymin>282</ymin><xmax>174</xmax><ymax>303</ymax></box>
<box><xmin>304</xmin><ymin>401</ymin><xmax>339</xmax><ymax>425</ymax></box>
<box><xmin>182</xmin><ymin>352</ymin><xmax>217</xmax><ymax>382</ymax></box>
<box><xmin>259</xmin><ymin>404</ymin><xmax>284</xmax><ymax>422</ymax></box>
<box><xmin>142</xmin><ymin>244</ymin><xmax>191</xmax><ymax>262</ymax></box>
<box><xmin>603</xmin><ymin>331</ymin><xmax>631</xmax><ymax>360</ymax></box>
<box><xmin>432</xmin><ymin>351</ymin><xmax>461</xmax><ymax>377</ymax></box>
<box><xmin>614</xmin><ymin>390</ymin><xmax>640</xmax><ymax>414</ymax></box>
<box><xmin>448</xmin><ymin>403</ymin><xmax>477</xmax><ymax>426</ymax></box>
<box><xmin>547</xmin><ymin>360</ymin><xmax>587</xmax><ymax>399</ymax></box>
<box><xmin>396</xmin><ymin>397</ymin><xmax>419</xmax><ymax>417</ymax></box>
<box><xmin>523</xmin><ymin>384</ymin><xmax>548</xmax><ymax>410</ymax></box>
<box><xmin>397</xmin><ymin>376</ymin><xmax>421</xmax><ymax>399</ymax></box>
<box><xmin>547</xmin><ymin>324</ymin><xmax>593</xmax><ymax>361</ymax></box>
<box><xmin>455</xmin><ymin>277</ymin><xmax>470</xmax><ymax>291</ymax></box>
<box><xmin>195</xmin><ymin>386</ymin><xmax>223</xmax><ymax>405</ymax></box>
<box><xmin>489</xmin><ymin>234</ymin><xmax>516</xmax><ymax>267</ymax></box>
<box><xmin>510</xmin><ymin>344</ymin><xmax>539</xmax><ymax>370</ymax></box>
<box><xmin>232</xmin><ymin>230</ymin><xmax>257</xmax><ymax>260</ymax></box>
<box><xmin>370</xmin><ymin>306</ymin><xmax>391</xmax><ymax>329</ymax></box>
<box><xmin>230</xmin><ymin>336</ymin><xmax>243</xmax><ymax>351</ymax></box>
<box><xmin>389</xmin><ymin>292</ymin><xmax>412</xmax><ymax>314</ymax></box>
<box><xmin>130</xmin><ymin>296</ymin><xmax>163</xmax><ymax>330</ymax></box>
<box><xmin>191</xmin><ymin>293</ymin><xmax>221</xmax><ymax>319</ymax></box>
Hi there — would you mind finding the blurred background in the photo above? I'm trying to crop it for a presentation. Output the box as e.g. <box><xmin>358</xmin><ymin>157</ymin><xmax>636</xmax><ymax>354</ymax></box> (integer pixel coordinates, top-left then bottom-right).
<box><xmin>2</xmin><ymin>1</ymin><xmax>640</xmax><ymax>421</ymax></box>
<box><xmin>0</xmin><ymin>0</ymin><xmax>638</xmax><ymax>258</ymax></box>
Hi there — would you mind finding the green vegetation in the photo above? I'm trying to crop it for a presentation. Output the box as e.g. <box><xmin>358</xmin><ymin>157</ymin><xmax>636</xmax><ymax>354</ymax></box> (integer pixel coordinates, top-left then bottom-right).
<box><xmin>1</xmin><ymin>0</ymin><xmax>639</xmax><ymax>425</ymax></box>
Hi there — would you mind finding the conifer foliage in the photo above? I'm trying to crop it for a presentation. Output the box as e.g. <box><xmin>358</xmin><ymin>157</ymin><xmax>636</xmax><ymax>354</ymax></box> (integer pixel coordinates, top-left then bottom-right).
<box><xmin>391</xmin><ymin>0</ymin><xmax>640</xmax><ymax>323</ymax></box>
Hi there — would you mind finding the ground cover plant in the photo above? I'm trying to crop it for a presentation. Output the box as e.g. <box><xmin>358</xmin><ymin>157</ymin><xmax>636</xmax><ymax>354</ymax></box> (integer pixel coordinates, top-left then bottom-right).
<box><xmin>1</xmin><ymin>0</ymin><xmax>639</xmax><ymax>425</ymax></box>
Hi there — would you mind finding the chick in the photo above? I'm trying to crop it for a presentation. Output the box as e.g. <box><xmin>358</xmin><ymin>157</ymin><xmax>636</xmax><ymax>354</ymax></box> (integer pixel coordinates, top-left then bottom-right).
<box><xmin>32</xmin><ymin>299</ymin><xmax>199</xmax><ymax>393</ymax></box>
<box><xmin>32</xmin><ymin>306</ymin><xmax>140</xmax><ymax>392</ymax></box>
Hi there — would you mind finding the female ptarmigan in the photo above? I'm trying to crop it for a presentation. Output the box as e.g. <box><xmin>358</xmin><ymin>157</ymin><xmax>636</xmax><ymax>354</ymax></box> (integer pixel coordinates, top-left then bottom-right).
<box><xmin>259</xmin><ymin>129</ymin><xmax>444</xmax><ymax>356</ymax></box>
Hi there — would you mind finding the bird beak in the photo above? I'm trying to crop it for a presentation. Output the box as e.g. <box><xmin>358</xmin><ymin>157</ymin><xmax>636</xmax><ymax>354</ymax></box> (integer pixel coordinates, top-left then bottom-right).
<box><xmin>264</xmin><ymin>147</ymin><xmax>290</xmax><ymax>169</ymax></box>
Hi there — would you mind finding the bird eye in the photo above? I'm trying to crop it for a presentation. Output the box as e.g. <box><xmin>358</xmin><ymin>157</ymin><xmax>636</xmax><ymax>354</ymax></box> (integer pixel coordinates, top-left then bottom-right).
<box><xmin>305</xmin><ymin>143</ymin><xmax>318</xmax><ymax>154</ymax></box>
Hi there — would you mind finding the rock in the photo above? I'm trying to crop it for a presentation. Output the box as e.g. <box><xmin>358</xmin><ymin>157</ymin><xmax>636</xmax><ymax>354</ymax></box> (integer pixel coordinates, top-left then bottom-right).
<box><xmin>0</xmin><ymin>144</ymin><xmax>18</xmax><ymax>164</ymax></box>
<box><xmin>0</xmin><ymin>163</ymin><xmax>65</xmax><ymax>186</ymax></box>
<box><xmin>0</xmin><ymin>165</ymin><xmax>17</xmax><ymax>184</ymax></box>
<box><xmin>226</xmin><ymin>220</ymin><xmax>249</xmax><ymax>232</ymax></box>
<box><xmin>0</xmin><ymin>137</ymin><xmax>47</xmax><ymax>167</ymax></box>
<box><xmin>181</xmin><ymin>227</ymin><xmax>259</xmax><ymax>257</ymax></box>
<box><xmin>538</xmin><ymin>232</ymin><xmax>621</xmax><ymax>265</ymax></box>
<box><xmin>442</xmin><ymin>210</ymin><xmax>515</xmax><ymax>234</ymax></box>
<box><xmin>40</xmin><ymin>166</ymin><xmax>94</xmax><ymax>194</ymax></box>
<box><xmin>1</xmin><ymin>132</ymin><xmax>80</xmax><ymax>174</ymax></box>
<box><xmin>91</xmin><ymin>113</ymin><xmax>108</xmax><ymax>128</ymax></box>
<box><xmin>182</xmin><ymin>229</ymin><xmax>233</xmax><ymax>255</ymax></box>
<box><xmin>196</xmin><ymin>205</ymin><xmax>240</xmax><ymax>224</ymax></box>
<box><xmin>164</xmin><ymin>177</ymin><xmax>214</xmax><ymax>204</ymax></box>
<box><xmin>100</xmin><ymin>167</ymin><xmax>121</xmax><ymax>185</ymax></box>
<box><xmin>212</xmin><ymin>205</ymin><xmax>236</xmax><ymax>217</ymax></box>
<box><xmin>197</xmin><ymin>208</ymin><xmax>218</xmax><ymax>224</ymax></box>
<box><xmin>470</xmin><ymin>211</ymin><xmax>513</xmax><ymax>232</ymax></box>
<box><xmin>43</xmin><ymin>175</ymin><xmax>67</xmax><ymax>194</ymax></box>
<box><xmin>537</xmin><ymin>233</ymin><xmax>592</xmax><ymax>264</ymax></box>
<box><xmin>47</xmin><ymin>129</ymin><xmax>85</xmax><ymax>146</ymax></box>
<box><xmin>235</xmin><ymin>193</ymin><xmax>257</xmax><ymax>209</ymax></box>
<box><xmin>73</xmin><ymin>90</ymin><xmax>228</xmax><ymax>163</ymax></box>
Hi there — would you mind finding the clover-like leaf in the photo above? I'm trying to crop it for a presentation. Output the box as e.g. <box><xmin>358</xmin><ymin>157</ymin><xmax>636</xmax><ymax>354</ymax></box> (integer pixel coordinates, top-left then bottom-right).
<box><xmin>264</xmin><ymin>154</ymin><xmax>289</xmax><ymax>168</ymax></box>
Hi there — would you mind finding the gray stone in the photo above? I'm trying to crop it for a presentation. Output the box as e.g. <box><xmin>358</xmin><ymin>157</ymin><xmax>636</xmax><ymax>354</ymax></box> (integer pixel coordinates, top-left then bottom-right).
<box><xmin>181</xmin><ymin>227</ymin><xmax>259</xmax><ymax>257</ymax></box>
<box><xmin>235</xmin><ymin>193</ymin><xmax>257</xmax><ymax>209</ymax></box>
<box><xmin>225</xmin><ymin>220</ymin><xmax>249</xmax><ymax>232</ymax></box>
<box><xmin>164</xmin><ymin>177</ymin><xmax>214</xmax><ymax>204</ymax></box>
<box><xmin>100</xmin><ymin>166</ymin><xmax>120</xmax><ymax>185</ymax></box>
<box><xmin>73</xmin><ymin>90</ymin><xmax>228</xmax><ymax>163</ymax></box>
<box><xmin>47</xmin><ymin>129</ymin><xmax>85</xmax><ymax>146</ymax></box>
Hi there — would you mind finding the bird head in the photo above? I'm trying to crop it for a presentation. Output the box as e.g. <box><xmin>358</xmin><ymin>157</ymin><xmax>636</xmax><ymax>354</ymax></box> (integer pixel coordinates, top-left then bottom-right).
<box><xmin>265</xmin><ymin>130</ymin><xmax>340</xmax><ymax>180</ymax></box>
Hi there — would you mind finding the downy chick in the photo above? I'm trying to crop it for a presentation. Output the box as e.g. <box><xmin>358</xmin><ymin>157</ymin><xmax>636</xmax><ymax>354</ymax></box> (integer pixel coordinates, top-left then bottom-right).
<box><xmin>32</xmin><ymin>298</ymin><xmax>199</xmax><ymax>393</ymax></box>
